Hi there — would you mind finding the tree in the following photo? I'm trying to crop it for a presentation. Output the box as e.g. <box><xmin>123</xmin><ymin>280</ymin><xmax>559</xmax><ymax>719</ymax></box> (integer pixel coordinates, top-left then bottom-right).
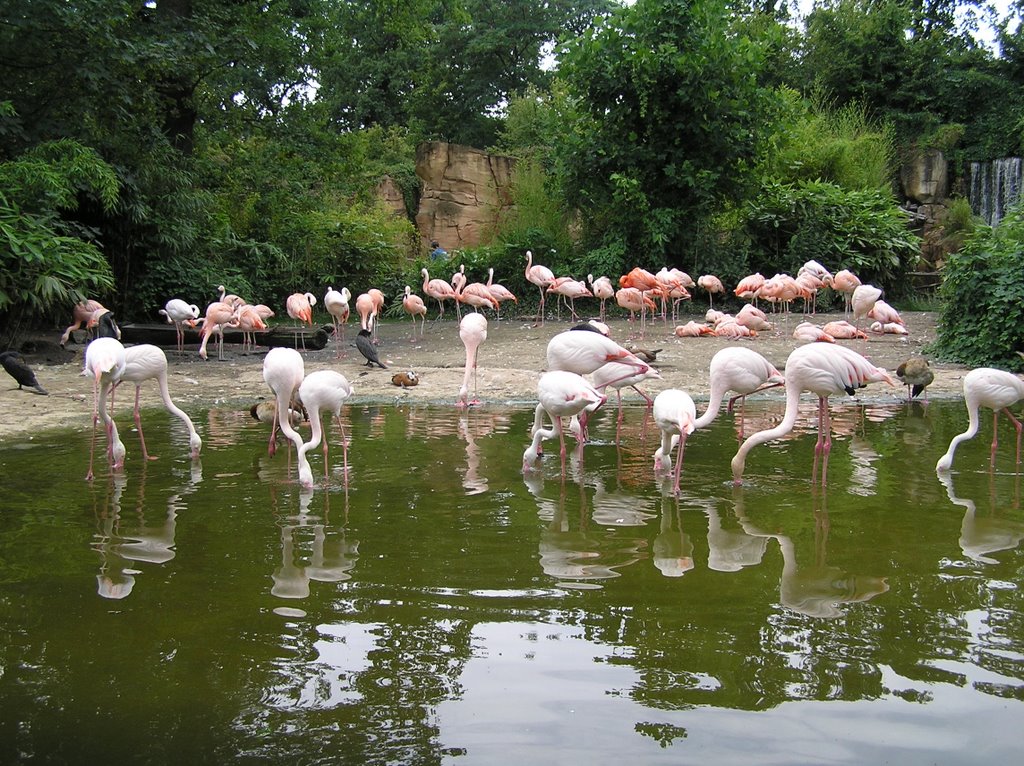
<box><xmin>554</xmin><ymin>0</ymin><xmax>774</xmax><ymax>267</ymax></box>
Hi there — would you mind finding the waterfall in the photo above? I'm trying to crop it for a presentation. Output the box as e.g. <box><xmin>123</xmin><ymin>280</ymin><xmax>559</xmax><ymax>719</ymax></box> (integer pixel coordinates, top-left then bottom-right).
<box><xmin>968</xmin><ymin>157</ymin><xmax>1023</xmax><ymax>226</ymax></box>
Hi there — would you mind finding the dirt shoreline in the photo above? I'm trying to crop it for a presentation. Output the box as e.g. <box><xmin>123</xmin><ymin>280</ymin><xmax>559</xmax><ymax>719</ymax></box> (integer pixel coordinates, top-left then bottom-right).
<box><xmin>0</xmin><ymin>310</ymin><xmax>969</xmax><ymax>441</ymax></box>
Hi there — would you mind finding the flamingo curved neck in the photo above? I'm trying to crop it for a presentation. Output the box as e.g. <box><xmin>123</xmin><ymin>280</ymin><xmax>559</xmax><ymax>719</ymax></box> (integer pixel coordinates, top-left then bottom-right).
<box><xmin>731</xmin><ymin>384</ymin><xmax>802</xmax><ymax>481</ymax></box>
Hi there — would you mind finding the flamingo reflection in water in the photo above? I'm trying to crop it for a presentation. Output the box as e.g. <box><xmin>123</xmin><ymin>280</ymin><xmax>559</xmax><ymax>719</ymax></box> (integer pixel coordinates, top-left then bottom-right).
<box><xmin>92</xmin><ymin>461</ymin><xmax>203</xmax><ymax>600</ymax></box>
<box><xmin>937</xmin><ymin>472</ymin><xmax>1024</xmax><ymax>565</ymax></box>
<box><xmin>734</xmin><ymin>489</ymin><xmax>889</xmax><ymax>619</ymax></box>
<box><xmin>652</xmin><ymin>497</ymin><xmax>695</xmax><ymax>578</ymax></box>
<box><xmin>524</xmin><ymin>470</ymin><xmax>645</xmax><ymax>587</ymax></box>
<box><xmin>272</xmin><ymin>489</ymin><xmax>359</xmax><ymax>601</ymax></box>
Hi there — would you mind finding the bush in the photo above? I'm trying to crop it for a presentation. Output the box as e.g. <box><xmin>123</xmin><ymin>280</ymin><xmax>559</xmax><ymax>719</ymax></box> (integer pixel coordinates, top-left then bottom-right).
<box><xmin>930</xmin><ymin>205</ymin><xmax>1024</xmax><ymax>370</ymax></box>
<box><xmin>742</xmin><ymin>180</ymin><xmax>920</xmax><ymax>292</ymax></box>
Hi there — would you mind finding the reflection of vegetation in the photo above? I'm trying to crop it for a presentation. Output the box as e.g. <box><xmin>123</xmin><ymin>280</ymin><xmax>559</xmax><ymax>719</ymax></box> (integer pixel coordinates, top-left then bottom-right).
<box><xmin>635</xmin><ymin>721</ymin><xmax>688</xmax><ymax>747</ymax></box>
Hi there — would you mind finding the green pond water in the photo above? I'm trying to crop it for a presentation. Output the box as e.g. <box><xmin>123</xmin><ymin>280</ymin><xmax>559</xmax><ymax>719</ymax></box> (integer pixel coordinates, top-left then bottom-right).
<box><xmin>1</xmin><ymin>397</ymin><xmax>1022</xmax><ymax>765</ymax></box>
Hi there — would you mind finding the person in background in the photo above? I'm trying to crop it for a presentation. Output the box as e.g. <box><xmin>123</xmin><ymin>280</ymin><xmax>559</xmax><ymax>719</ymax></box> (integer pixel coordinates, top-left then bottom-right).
<box><xmin>430</xmin><ymin>240</ymin><xmax>448</xmax><ymax>261</ymax></box>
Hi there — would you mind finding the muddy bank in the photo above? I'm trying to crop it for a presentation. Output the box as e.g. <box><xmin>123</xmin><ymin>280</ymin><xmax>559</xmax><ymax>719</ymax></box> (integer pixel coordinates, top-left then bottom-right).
<box><xmin>0</xmin><ymin>310</ymin><xmax>967</xmax><ymax>441</ymax></box>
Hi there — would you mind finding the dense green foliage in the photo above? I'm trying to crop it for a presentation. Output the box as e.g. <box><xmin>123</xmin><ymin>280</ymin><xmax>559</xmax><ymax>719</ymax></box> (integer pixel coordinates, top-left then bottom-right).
<box><xmin>931</xmin><ymin>205</ymin><xmax>1024</xmax><ymax>369</ymax></box>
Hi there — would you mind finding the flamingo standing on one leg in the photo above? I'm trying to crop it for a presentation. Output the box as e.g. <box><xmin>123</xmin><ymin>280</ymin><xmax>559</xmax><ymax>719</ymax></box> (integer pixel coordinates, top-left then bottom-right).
<box><xmin>286</xmin><ymin>291</ymin><xmax>317</xmax><ymax>350</ymax></box>
<box><xmin>83</xmin><ymin>337</ymin><xmax>127</xmax><ymax>480</ymax></box>
<box><xmin>831</xmin><ymin>269</ymin><xmax>861</xmax><ymax>316</ymax></box>
<box><xmin>262</xmin><ymin>347</ymin><xmax>306</xmax><ymax>460</ymax></box>
<box><xmin>159</xmin><ymin>299</ymin><xmax>200</xmax><ymax>353</ymax></box>
<box><xmin>697</xmin><ymin>275</ymin><xmax>725</xmax><ymax>308</ymax></box>
<box><xmin>368</xmin><ymin>288</ymin><xmax>386</xmax><ymax>342</ymax></box>
<box><xmin>421</xmin><ymin>267</ymin><xmax>457</xmax><ymax>320</ymax></box>
<box><xmin>588</xmin><ymin>274</ymin><xmax>615</xmax><ymax>321</ymax></box>
<box><xmin>457</xmin><ymin>312</ymin><xmax>488</xmax><ymax>407</ymax></box>
<box><xmin>522</xmin><ymin>370</ymin><xmax>606</xmax><ymax>473</ymax></box>
<box><xmin>355</xmin><ymin>292</ymin><xmax>377</xmax><ymax>344</ymax></box>
<box><xmin>119</xmin><ymin>344</ymin><xmax>202</xmax><ymax>461</ymax></box>
<box><xmin>402</xmin><ymin>285</ymin><xmax>428</xmax><ymax>340</ymax></box>
<box><xmin>694</xmin><ymin>347</ymin><xmax>784</xmax><ymax>438</ymax></box>
<box><xmin>936</xmin><ymin>363</ymin><xmax>1024</xmax><ymax>473</ymax></box>
<box><xmin>324</xmin><ymin>286</ymin><xmax>351</xmax><ymax>351</ymax></box>
<box><xmin>297</xmin><ymin>370</ymin><xmax>354</xmax><ymax>488</ymax></box>
<box><xmin>525</xmin><ymin>250</ymin><xmax>555</xmax><ymax>326</ymax></box>
<box><xmin>653</xmin><ymin>389</ymin><xmax>697</xmax><ymax>494</ymax></box>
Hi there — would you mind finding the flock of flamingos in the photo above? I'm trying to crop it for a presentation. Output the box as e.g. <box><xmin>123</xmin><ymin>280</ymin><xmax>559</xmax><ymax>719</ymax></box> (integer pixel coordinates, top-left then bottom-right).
<box><xmin>58</xmin><ymin>251</ymin><xmax>1024</xmax><ymax>492</ymax></box>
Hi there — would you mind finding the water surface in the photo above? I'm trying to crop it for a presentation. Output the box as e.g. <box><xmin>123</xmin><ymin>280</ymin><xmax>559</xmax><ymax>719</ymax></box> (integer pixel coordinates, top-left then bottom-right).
<box><xmin>1</xmin><ymin>398</ymin><xmax>1022</xmax><ymax>764</ymax></box>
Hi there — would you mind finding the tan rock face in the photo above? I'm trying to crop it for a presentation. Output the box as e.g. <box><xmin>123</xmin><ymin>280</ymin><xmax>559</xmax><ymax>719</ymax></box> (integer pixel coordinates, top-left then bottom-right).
<box><xmin>415</xmin><ymin>141</ymin><xmax>516</xmax><ymax>251</ymax></box>
<box><xmin>901</xmin><ymin>148</ymin><xmax>948</xmax><ymax>204</ymax></box>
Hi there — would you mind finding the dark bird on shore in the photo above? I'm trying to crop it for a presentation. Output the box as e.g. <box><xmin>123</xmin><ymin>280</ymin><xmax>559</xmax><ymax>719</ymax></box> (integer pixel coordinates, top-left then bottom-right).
<box><xmin>628</xmin><ymin>345</ymin><xmax>663</xmax><ymax>364</ymax></box>
<box><xmin>356</xmin><ymin>329</ymin><xmax>387</xmax><ymax>368</ymax></box>
<box><xmin>92</xmin><ymin>309</ymin><xmax>122</xmax><ymax>341</ymax></box>
<box><xmin>0</xmin><ymin>351</ymin><xmax>48</xmax><ymax>394</ymax></box>
<box><xmin>896</xmin><ymin>356</ymin><xmax>935</xmax><ymax>402</ymax></box>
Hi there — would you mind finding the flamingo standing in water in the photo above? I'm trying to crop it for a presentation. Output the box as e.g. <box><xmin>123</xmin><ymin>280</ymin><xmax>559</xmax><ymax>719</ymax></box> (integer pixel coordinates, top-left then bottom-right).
<box><xmin>653</xmin><ymin>389</ymin><xmax>697</xmax><ymax>494</ymax></box>
<box><xmin>936</xmin><ymin>363</ymin><xmax>1024</xmax><ymax>473</ymax></box>
<box><xmin>694</xmin><ymin>347</ymin><xmax>784</xmax><ymax>437</ymax></box>
<box><xmin>83</xmin><ymin>337</ymin><xmax>127</xmax><ymax>480</ymax></box>
<box><xmin>421</xmin><ymin>267</ymin><xmax>457</xmax><ymax>320</ymax></box>
<box><xmin>159</xmin><ymin>299</ymin><xmax>200</xmax><ymax>352</ymax></box>
<box><xmin>402</xmin><ymin>285</ymin><xmax>428</xmax><ymax>339</ymax></box>
<box><xmin>262</xmin><ymin>347</ymin><xmax>305</xmax><ymax>460</ymax></box>
<box><xmin>118</xmin><ymin>344</ymin><xmax>202</xmax><ymax>461</ymax></box>
<box><xmin>297</xmin><ymin>370</ymin><xmax>354</xmax><ymax>488</ymax></box>
<box><xmin>731</xmin><ymin>343</ymin><xmax>894</xmax><ymax>485</ymax></box>
<box><xmin>522</xmin><ymin>370</ymin><xmax>606</xmax><ymax>473</ymax></box>
<box><xmin>525</xmin><ymin>250</ymin><xmax>555</xmax><ymax>325</ymax></box>
<box><xmin>457</xmin><ymin>312</ymin><xmax>488</xmax><ymax>407</ymax></box>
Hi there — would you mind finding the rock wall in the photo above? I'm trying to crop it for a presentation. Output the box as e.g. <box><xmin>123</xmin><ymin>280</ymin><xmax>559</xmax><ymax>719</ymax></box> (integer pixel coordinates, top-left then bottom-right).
<box><xmin>414</xmin><ymin>141</ymin><xmax>516</xmax><ymax>252</ymax></box>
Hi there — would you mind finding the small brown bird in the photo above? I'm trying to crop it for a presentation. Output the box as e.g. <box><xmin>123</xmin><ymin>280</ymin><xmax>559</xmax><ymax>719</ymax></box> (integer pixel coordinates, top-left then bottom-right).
<box><xmin>627</xmin><ymin>345</ymin><xmax>662</xmax><ymax>364</ymax></box>
<box><xmin>391</xmin><ymin>371</ymin><xmax>419</xmax><ymax>388</ymax></box>
<box><xmin>250</xmin><ymin>398</ymin><xmax>305</xmax><ymax>426</ymax></box>
<box><xmin>896</xmin><ymin>357</ymin><xmax>934</xmax><ymax>402</ymax></box>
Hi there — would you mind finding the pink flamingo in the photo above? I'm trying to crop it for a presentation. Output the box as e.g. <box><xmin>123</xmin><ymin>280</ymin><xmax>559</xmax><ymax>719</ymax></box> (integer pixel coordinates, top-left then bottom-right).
<box><xmin>546</xmin><ymin>277</ymin><xmax>592</xmax><ymax>321</ymax></box>
<box><xmin>851</xmin><ymin>284</ymin><xmax>882</xmax><ymax>330</ymax></box>
<box><xmin>119</xmin><ymin>344</ymin><xmax>202</xmax><ymax>461</ymax></box>
<box><xmin>297</xmin><ymin>370</ymin><xmax>354</xmax><ymax>488</ymax></box>
<box><xmin>587</xmin><ymin>274</ymin><xmax>615</xmax><ymax>321</ymax></box>
<box><xmin>83</xmin><ymin>337</ymin><xmax>127</xmax><ymax>480</ymax></box>
<box><xmin>286</xmin><ymin>291</ymin><xmax>317</xmax><ymax>350</ymax></box>
<box><xmin>198</xmin><ymin>301</ymin><xmax>241</xmax><ymax>360</ymax></box>
<box><xmin>731</xmin><ymin>343</ymin><xmax>894</xmax><ymax>485</ymax></box>
<box><xmin>235</xmin><ymin>304</ymin><xmax>268</xmax><ymax>351</ymax></box>
<box><xmin>653</xmin><ymin>389</ymin><xmax>697</xmax><ymax>494</ymax></box>
<box><xmin>522</xmin><ymin>370</ymin><xmax>606</xmax><ymax>473</ymax></box>
<box><xmin>694</xmin><ymin>347</ymin><xmax>784</xmax><ymax>438</ymax></box>
<box><xmin>61</xmin><ymin>299</ymin><xmax>107</xmax><ymax>347</ymax></box>
<box><xmin>524</xmin><ymin>250</ymin><xmax>555</xmax><ymax>325</ymax></box>
<box><xmin>831</xmin><ymin>269</ymin><xmax>861</xmax><ymax>315</ymax></box>
<box><xmin>485</xmin><ymin>268</ymin><xmax>518</xmax><ymax>320</ymax></box>
<box><xmin>402</xmin><ymin>285</ymin><xmax>427</xmax><ymax>339</ymax></box>
<box><xmin>262</xmin><ymin>347</ymin><xmax>305</xmax><ymax>460</ymax></box>
<box><xmin>733</xmin><ymin>273</ymin><xmax>765</xmax><ymax>306</ymax></box>
<box><xmin>324</xmin><ymin>287</ymin><xmax>351</xmax><ymax>347</ymax></box>
<box><xmin>453</xmin><ymin>271</ymin><xmax>499</xmax><ymax>314</ymax></box>
<box><xmin>457</xmin><ymin>312</ymin><xmax>488</xmax><ymax>407</ymax></box>
<box><xmin>421</xmin><ymin>267</ymin><xmax>457</xmax><ymax>320</ymax></box>
<box><xmin>158</xmin><ymin>299</ymin><xmax>200</xmax><ymax>352</ymax></box>
<box><xmin>697</xmin><ymin>275</ymin><xmax>725</xmax><ymax>308</ymax></box>
<box><xmin>615</xmin><ymin>287</ymin><xmax>657</xmax><ymax>338</ymax></box>
<box><xmin>936</xmin><ymin>364</ymin><xmax>1024</xmax><ymax>472</ymax></box>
